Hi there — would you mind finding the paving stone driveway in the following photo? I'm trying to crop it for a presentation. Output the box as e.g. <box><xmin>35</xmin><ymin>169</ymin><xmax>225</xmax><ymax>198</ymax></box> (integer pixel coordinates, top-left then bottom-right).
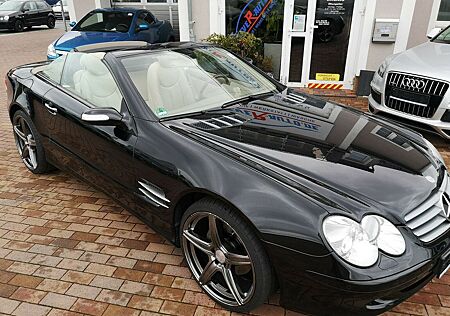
<box><xmin>0</xmin><ymin>28</ymin><xmax>449</xmax><ymax>316</ymax></box>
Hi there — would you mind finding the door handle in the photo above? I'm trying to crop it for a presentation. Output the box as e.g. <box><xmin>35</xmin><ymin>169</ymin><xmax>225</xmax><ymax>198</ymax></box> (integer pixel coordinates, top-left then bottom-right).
<box><xmin>44</xmin><ymin>102</ymin><xmax>57</xmax><ymax>115</ymax></box>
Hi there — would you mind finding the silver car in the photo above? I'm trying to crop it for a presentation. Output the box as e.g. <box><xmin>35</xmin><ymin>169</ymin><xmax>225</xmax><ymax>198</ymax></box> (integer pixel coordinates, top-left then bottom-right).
<box><xmin>369</xmin><ymin>26</ymin><xmax>450</xmax><ymax>139</ymax></box>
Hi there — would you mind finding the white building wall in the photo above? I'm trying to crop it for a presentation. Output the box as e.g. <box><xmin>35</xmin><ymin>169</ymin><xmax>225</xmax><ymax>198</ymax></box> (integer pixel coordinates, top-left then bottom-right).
<box><xmin>67</xmin><ymin>0</ymin><xmax>96</xmax><ymax>22</ymax></box>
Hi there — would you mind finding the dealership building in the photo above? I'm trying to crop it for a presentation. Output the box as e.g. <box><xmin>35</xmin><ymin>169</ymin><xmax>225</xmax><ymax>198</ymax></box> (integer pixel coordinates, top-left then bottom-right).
<box><xmin>66</xmin><ymin>0</ymin><xmax>450</xmax><ymax>91</ymax></box>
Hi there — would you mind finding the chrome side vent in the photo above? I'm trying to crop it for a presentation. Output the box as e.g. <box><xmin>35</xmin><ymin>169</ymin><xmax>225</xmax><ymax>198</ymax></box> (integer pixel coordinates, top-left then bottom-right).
<box><xmin>191</xmin><ymin>114</ymin><xmax>247</xmax><ymax>131</ymax></box>
<box><xmin>138</xmin><ymin>180</ymin><xmax>170</xmax><ymax>209</ymax></box>
<box><xmin>404</xmin><ymin>174</ymin><xmax>450</xmax><ymax>243</ymax></box>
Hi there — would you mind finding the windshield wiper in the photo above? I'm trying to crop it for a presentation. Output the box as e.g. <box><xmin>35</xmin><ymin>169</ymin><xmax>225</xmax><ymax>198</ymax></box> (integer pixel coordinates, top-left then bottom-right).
<box><xmin>221</xmin><ymin>91</ymin><xmax>276</xmax><ymax>109</ymax></box>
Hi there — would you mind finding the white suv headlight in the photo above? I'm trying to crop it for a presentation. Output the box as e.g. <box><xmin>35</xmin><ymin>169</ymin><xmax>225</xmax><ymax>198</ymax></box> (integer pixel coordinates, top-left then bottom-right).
<box><xmin>323</xmin><ymin>215</ymin><xmax>405</xmax><ymax>267</ymax></box>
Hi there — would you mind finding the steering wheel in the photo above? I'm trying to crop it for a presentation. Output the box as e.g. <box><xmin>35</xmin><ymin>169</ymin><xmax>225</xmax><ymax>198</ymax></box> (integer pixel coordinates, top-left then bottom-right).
<box><xmin>214</xmin><ymin>74</ymin><xmax>230</xmax><ymax>85</ymax></box>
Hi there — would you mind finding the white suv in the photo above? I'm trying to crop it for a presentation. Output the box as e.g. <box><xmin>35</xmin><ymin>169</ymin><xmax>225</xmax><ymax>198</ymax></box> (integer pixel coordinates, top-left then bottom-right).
<box><xmin>369</xmin><ymin>26</ymin><xmax>450</xmax><ymax>139</ymax></box>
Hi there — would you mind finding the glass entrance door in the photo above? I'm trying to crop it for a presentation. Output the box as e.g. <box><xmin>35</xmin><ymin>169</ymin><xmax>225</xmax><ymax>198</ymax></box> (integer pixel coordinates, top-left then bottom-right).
<box><xmin>281</xmin><ymin>0</ymin><xmax>356</xmax><ymax>88</ymax></box>
<box><xmin>280</xmin><ymin>0</ymin><xmax>316</xmax><ymax>86</ymax></box>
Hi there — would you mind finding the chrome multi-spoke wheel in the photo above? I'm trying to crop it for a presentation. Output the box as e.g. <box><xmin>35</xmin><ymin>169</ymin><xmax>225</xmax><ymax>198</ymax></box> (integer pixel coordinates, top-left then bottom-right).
<box><xmin>181</xmin><ymin>199</ymin><xmax>273</xmax><ymax>312</ymax></box>
<box><xmin>13</xmin><ymin>115</ymin><xmax>38</xmax><ymax>170</ymax></box>
<box><xmin>12</xmin><ymin>111</ymin><xmax>50</xmax><ymax>174</ymax></box>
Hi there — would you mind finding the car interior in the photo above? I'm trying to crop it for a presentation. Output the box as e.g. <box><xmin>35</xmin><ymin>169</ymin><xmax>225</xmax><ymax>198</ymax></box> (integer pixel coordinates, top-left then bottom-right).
<box><xmin>122</xmin><ymin>49</ymin><xmax>277</xmax><ymax>117</ymax></box>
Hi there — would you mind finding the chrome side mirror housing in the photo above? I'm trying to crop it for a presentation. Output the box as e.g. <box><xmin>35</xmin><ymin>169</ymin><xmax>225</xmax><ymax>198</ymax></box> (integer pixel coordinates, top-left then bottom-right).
<box><xmin>81</xmin><ymin>108</ymin><xmax>123</xmax><ymax>126</ymax></box>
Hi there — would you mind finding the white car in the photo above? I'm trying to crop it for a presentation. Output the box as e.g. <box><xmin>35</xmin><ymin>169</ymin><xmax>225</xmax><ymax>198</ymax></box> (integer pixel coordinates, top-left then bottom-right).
<box><xmin>369</xmin><ymin>26</ymin><xmax>450</xmax><ymax>139</ymax></box>
<box><xmin>52</xmin><ymin>0</ymin><xmax>68</xmax><ymax>19</ymax></box>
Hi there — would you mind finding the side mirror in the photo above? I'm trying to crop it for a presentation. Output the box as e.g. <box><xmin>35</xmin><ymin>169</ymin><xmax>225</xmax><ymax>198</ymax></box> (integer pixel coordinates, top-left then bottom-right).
<box><xmin>137</xmin><ymin>23</ymin><xmax>149</xmax><ymax>32</ymax></box>
<box><xmin>427</xmin><ymin>27</ymin><xmax>441</xmax><ymax>39</ymax></box>
<box><xmin>81</xmin><ymin>108</ymin><xmax>123</xmax><ymax>126</ymax></box>
<box><xmin>22</xmin><ymin>8</ymin><xmax>29</xmax><ymax>12</ymax></box>
<box><xmin>69</xmin><ymin>21</ymin><xmax>76</xmax><ymax>27</ymax></box>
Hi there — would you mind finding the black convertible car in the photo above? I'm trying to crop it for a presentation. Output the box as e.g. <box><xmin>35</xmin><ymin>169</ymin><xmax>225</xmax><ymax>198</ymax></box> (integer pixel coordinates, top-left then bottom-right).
<box><xmin>5</xmin><ymin>41</ymin><xmax>450</xmax><ymax>315</ymax></box>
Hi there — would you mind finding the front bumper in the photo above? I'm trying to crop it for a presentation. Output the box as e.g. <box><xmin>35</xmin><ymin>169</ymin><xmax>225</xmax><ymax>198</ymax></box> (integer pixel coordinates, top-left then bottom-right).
<box><xmin>266</xmin><ymin>237</ymin><xmax>450</xmax><ymax>315</ymax></box>
<box><xmin>369</xmin><ymin>74</ymin><xmax>450</xmax><ymax>139</ymax></box>
<box><xmin>0</xmin><ymin>21</ymin><xmax>13</xmax><ymax>29</ymax></box>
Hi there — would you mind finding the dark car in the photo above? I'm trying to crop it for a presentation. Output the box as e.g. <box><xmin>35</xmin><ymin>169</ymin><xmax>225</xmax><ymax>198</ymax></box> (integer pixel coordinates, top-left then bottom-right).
<box><xmin>0</xmin><ymin>0</ymin><xmax>55</xmax><ymax>32</ymax></box>
<box><xmin>5</xmin><ymin>41</ymin><xmax>450</xmax><ymax>315</ymax></box>
<box><xmin>47</xmin><ymin>7</ymin><xmax>175</xmax><ymax>59</ymax></box>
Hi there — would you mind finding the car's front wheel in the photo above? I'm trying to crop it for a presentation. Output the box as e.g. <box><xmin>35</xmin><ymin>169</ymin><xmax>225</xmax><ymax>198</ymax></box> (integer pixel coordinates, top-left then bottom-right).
<box><xmin>12</xmin><ymin>110</ymin><xmax>51</xmax><ymax>174</ymax></box>
<box><xmin>14</xmin><ymin>20</ymin><xmax>24</xmax><ymax>32</ymax></box>
<box><xmin>47</xmin><ymin>16</ymin><xmax>55</xmax><ymax>29</ymax></box>
<box><xmin>180</xmin><ymin>198</ymin><xmax>274</xmax><ymax>312</ymax></box>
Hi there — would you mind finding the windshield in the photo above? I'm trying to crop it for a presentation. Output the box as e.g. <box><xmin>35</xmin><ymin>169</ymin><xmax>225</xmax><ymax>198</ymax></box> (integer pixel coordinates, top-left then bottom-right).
<box><xmin>433</xmin><ymin>26</ymin><xmax>450</xmax><ymax>43</ymax></box>
<box><xmin>120</xmin><ymin>47</ymin><xmax>280</xmax><ymax>118</ymax></box>
<box><xmin>73</xmin><ymin>11</ymin><xmax>134</xmax><ymax>33</ymax></box>
<box><xmin>0</xmin><ymin>1</ymin><xmax>23</xmax><ymax>11</ymax></box>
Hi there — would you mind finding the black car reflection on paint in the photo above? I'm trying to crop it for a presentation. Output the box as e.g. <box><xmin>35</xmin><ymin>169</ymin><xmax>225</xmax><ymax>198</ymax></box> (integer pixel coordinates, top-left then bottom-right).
<box><xmin>5</xmin><ymin>42</ymin><xmax>450</xmax><ymax>316</ymax></box>
<box><xmin>0</xmin><ymin>0</ymin><xmax>55</xmax><ymax>32</ymax></box>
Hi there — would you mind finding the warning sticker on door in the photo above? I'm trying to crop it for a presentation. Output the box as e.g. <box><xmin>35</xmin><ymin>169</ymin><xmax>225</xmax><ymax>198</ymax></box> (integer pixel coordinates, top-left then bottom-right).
<box><xmin>316</xmin><ymin>73</ymin><xmax>340</xmax><ymax>81</ymax></box>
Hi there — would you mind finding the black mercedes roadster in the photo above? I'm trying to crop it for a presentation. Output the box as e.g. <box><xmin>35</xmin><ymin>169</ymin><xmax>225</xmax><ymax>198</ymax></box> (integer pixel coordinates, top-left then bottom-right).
<box><xmin>5</xmin><ymin>41</ymin><xmax>450</xmax><ymax>315</ymax></box>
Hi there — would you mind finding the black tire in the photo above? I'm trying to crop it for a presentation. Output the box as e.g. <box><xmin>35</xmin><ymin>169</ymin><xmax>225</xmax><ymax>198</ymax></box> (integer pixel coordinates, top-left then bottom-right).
<box><xmin>14</xmin><ymin>20</ymin><xmax>24</xmax><ymax>32</ymax></box>
<box><xmin>47</xmin><ymin>16</ymin><xmax>55</xmax><ymax>29</ymax></box>
<box><xmin>180</xmin><ymin>198</ymin><xmax>273</xmax><ymax>312</ymax></box>
<box><xmin>12</xmin><ymin>110</ymin><xmax>51</xmax><ymax>174</ymax></box>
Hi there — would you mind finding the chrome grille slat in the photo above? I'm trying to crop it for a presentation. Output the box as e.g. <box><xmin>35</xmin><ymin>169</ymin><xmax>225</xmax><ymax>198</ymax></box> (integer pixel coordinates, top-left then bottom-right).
<box><xmin>407</xmin><ymin>205</ymin><xmax>442</xmax><ymax>229</ymax></box>
<box><xmin>404</xmin><ymin>173</ymin><xmax>450</xmax><ymax>243</ymax></box>
<box><xmin>414</xmin><ymin>216</ymin><xmax>446</xmax><ymax>237</ymax></box>
<box><xmin>385</xmin><ymin>72</ymin><xmax>449</xmax><ymax>119</ymax></box>
<box><xmin>421</xmin><ymin>223</ymin><xmax>450</xmax><ymax>243</ymax></box>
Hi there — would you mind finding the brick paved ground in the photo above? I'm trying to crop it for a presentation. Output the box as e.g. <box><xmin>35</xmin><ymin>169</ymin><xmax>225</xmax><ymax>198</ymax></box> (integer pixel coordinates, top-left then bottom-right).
<box><xmin>0</xmin><ymin>28</ymin><xmax>449</xmax><ymax>316</ymax></box>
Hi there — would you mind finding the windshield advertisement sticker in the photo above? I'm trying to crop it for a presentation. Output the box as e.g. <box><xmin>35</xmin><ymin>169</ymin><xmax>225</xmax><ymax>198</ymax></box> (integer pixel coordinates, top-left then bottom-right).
<box><xmin>234</xmin><ymin>104</ymin><xmax>334</xmax><ymax>140</ymax></box>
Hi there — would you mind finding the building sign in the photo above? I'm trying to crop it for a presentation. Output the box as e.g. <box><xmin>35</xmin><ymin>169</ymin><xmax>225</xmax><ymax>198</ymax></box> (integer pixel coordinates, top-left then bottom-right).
<box><xmin>235</xmin><ymin>0</ymin><xmax>278</xmax><ymax>34</ymax></box>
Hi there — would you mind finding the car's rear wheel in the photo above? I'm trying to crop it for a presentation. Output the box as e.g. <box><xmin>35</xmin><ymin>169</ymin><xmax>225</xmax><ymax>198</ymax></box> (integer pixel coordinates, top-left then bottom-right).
<box><xmin>180</xmin><ymin>198</ymin><xmax>273</xmax><ymax>312</ymax></box>
<box><xmin>12</xmin><ymin>110</ymin><xmax>51</xmax><ymax>174</ymax></box>
<box><xmin>14</xmin><ymin>20</ymin><xmax>24</xmax><ymax>32</ymax></box>
<box><xmin>47</xmin><ymin>16</ymin><xmax>55</xmax><ymax>29</ymax></box>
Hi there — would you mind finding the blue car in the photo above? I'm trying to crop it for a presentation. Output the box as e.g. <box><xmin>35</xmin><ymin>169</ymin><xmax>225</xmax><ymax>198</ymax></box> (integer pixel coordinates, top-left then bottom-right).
<box><xmin>47</xmin><ymin>7</ymin><xmax>175</xmax><ymax>59</ymax></box>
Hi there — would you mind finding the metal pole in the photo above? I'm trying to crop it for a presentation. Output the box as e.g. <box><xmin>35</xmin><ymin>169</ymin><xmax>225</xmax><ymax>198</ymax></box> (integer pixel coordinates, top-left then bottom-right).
<box><xmin>60</xmin><ymin>0</ymin><xmax>67</xmax><ymax>31</ymax></box>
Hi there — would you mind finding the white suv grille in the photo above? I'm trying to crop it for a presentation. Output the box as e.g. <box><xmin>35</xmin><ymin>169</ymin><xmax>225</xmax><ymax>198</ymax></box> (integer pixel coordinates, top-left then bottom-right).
<box><xmin>405</xmin><ymin>173</ymin><xmax>450</xmax><ymax>243</ymax></box>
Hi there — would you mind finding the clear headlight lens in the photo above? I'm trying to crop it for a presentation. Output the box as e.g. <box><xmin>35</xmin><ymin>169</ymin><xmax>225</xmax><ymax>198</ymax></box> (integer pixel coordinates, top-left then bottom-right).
<box><xmin>323</xmin><ymin>215</ymin><xmax>405</xmax><ymax>267</ymax></box>
<box><xmin>377</xmin><ymin>60</ymin><xmax>387</xmax><ymax>78</ymax></box>
<box><xmin>47</xmin><ymin>43</ymin><xmax>57</xmax><ymax>58</ymax></box>
<box><xmin>0</xmin><ymin>16</ymin><xmax>9</xmax><ymax>21</ymax></box>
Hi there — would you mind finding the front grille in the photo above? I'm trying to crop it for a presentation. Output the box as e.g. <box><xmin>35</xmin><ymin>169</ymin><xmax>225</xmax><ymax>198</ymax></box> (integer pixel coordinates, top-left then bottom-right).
<box><xmin>385</xmin><ymin>72</ymin><xmax>449</xmax><ymax>118</ymax></box>
<box><xmin>404</xmin><ymin>173</ymin><xmax>450</xmax><ymax>243</ymax></box>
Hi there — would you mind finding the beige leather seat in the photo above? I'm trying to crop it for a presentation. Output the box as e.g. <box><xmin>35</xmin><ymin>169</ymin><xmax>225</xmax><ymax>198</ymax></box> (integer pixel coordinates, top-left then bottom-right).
<box><xmin>73</xmin><ymin>53</ymin><xmax>122</xmax><ymax>111</ymax></box>
<box><xmin>146</xmin><ymin>53</ymin><xmax>198</xmax><ymax>112</ymax></box>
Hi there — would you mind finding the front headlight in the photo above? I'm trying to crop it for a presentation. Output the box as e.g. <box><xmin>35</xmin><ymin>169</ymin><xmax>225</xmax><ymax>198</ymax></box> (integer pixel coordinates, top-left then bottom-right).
<box><xmin>47</xmin><ymin>43</ymin><xmax>57</xmax><ymax>58</ymax></box>
<box><xmin>323</xmin><ymin>215</ymin><xmax>405</xmax><ymax>267</ymax></box>
<box><xmin>377</xmin><ymin>60</ymin><xmax>388</xmax><ymax>78</ymax></box>
<box><xmin>0</xmin><ymin>16</ymin><xmax>9</xmax><ymax>21</ymax></box>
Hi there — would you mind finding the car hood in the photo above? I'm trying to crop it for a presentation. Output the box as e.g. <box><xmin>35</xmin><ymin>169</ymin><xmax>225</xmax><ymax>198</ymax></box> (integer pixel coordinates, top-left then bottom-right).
<box><xmin>54</xmin><ymin>31</ymin><xmax>131</xmax><ymax>51</ymax></box>
<box><xmin>0</xmin><ymin>11</ymin><xmax>17</xmax><ymax>16</ymax></box>
<box><xmin>163</xmin><ymin>91</ymin><xmax>445</xmax><ymax>222</ymax></box>
<box><xmin>388</xmin><ymin>41</ymin><xmax>450</xmax><ymax>78</ymax></box>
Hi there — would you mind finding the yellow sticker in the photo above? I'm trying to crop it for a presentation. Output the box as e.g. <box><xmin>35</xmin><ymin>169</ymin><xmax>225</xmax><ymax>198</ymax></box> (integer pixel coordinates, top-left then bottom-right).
<box><xmin>315</xmin><ymin>73</ymin><xmax>340</xmax><ymax>81</ymax></box>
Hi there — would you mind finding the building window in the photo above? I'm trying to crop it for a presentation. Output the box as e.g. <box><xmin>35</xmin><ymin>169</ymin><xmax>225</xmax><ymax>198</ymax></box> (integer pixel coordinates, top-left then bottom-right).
<box><xmin>438</xmin><ymin>0</ymin><xmax>450</xmax><ymax>21</ymax></box>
